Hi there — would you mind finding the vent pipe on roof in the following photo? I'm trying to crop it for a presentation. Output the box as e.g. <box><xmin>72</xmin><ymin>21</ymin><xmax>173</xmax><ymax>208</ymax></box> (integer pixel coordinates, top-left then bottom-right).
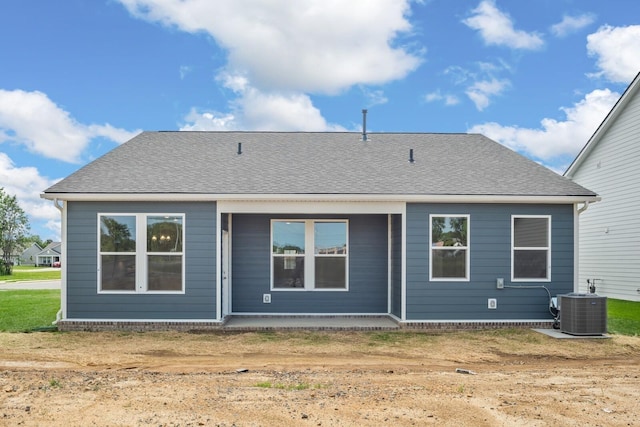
<box><xmin>409</xmin><ymin>148</ymin><xmax>415</xmax><ymax>163</ymax></box>
<box><xmin>362</xmin><ymin>109</ymin><xmax>368</xmax><ymax>141</ymax></box>
<box><xmin>237</xmin><ymin>142</ymin><xmax>242</xmax><ymax>155</ymax></box>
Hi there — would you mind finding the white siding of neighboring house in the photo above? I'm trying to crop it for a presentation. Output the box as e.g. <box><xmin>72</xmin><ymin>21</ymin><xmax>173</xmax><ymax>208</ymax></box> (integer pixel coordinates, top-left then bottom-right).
<box><xmin>570</xmin><ymin>84</ymin><xmax>640</xmax><ymax>301</ymax></box>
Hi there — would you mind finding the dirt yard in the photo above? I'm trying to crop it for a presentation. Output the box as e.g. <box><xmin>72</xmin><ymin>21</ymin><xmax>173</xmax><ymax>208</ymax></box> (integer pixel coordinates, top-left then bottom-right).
<box><xmin>1</xmin><ymin>329</ymin><xmax>638</xmax><ymax>426</ymax></box>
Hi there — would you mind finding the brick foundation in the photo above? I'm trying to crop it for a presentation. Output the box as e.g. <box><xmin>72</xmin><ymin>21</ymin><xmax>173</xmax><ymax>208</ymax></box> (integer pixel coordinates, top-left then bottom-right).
<box><xmin>55</xmin><ymin>317</ymin><xmax>554</xmax><ymax>332</ymax></box>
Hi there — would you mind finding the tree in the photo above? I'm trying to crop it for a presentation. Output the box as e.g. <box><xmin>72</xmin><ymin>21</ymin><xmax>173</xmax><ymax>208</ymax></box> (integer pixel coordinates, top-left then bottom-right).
<box><xmin>26</xmin><ymin>235</ymin><xmax>52</xmax><ymax>250</ymax></box>
<box><xmin>0</xmin><ymin>188</ymin><xmax>30</xmax><ymax>275</ymax></box>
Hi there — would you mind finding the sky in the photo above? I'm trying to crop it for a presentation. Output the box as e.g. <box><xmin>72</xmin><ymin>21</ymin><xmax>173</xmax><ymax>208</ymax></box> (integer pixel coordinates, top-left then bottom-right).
<box><xmin>1</xmin><ymin>0</ymin><xmax>640</xmax><ymax>241</ymax></box>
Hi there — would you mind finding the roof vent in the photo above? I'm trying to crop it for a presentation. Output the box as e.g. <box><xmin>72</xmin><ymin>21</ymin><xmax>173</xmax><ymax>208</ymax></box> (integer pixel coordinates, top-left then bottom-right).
<box><xmin>409</xmin><ymin>148</ymin><xmax>415</xmax><ymax>163</ymax></box>
<box><xmin>237</xmin><ymin>142</ymin><xmax>242</xmax><ymax>155</ymax></box>
<box><xmin>361</xmin><ymin>109</ymin><xmax>368</xmax><ymax>141</ymax></box>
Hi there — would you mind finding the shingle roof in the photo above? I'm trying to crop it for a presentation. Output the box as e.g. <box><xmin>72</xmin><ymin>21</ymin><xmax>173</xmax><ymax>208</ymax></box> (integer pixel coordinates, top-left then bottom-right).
<box><xmin>44</xmin><ymin>131</ymin><xmax>596</xmax><ymax>197</ymax></box>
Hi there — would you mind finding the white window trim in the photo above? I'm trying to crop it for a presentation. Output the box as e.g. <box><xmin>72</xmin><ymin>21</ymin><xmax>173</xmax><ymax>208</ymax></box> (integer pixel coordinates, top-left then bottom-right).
<box><xmin>429</xmin><ymin>214</ymin><xmax>470</xmax><ymax>282</ymax></box>
<box><xmin>270</xmin><ymin>219</ymin><xmax>349</xmax><ymax>292</ymax></box>
<box><xmin>97</xmin><ymin>213</ymin><xmax>186</xmax><ymax>294</ymax></box>
<box><xmin>511</xmin><ymin>214</ymin><xmax>551</xmax><ymax>282</ymax></box>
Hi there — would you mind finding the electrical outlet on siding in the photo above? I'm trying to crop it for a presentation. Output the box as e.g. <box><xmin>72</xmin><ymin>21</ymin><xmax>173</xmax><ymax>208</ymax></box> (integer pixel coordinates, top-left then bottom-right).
<box><xmin>263</xmin><ymin>294</ymin><xmax>271</xmax><ymax>304</ymax></box>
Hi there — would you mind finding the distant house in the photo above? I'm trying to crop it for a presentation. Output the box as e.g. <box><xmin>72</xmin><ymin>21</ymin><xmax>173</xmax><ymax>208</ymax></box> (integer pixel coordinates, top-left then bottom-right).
<box><xmin>565</xmin><ymin>72</ymin><xmax>640</xmax><ymax>302</ymax></box>
<box><xmin>37</xmin><ymin>242</ymin><xmax>61</xmax><ymax>267</ymax></box>
<box><xmin>19</xmin><ymin>242</ymin><xmax>43</xmax><ymax>266</ymax></box>
<box><xmin>42</xmin><ymin>130</ymin><xmax>597</xmax><ymax>330</ymax></box>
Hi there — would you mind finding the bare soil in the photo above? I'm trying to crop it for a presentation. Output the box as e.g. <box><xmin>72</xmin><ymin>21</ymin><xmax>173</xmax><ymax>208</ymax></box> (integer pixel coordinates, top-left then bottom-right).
<box><xmin>1</xmin><ymin>329</ymin><xmax>639</xmax><ymax>426</ymax></box>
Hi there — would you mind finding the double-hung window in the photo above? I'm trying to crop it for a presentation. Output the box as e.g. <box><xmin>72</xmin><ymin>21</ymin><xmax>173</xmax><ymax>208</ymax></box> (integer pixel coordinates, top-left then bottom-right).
<box><xmin>99</xmin><ymin>214</ymin><xmax>185</xmax><ymax>293</ymax></box>
<box><xmin>430</xmin><ymin>215</ymin><xmax>469</xmax><ymax>281</ymax></box>
<box><xmin>271</xmin><ymin>220</ymin><xmax>348</xmax><ymax>290</ymax></box>
<box><xmin>512</xmin><ymin>215</ymin><xmax>550</xmax><ymax>281</ymax></box>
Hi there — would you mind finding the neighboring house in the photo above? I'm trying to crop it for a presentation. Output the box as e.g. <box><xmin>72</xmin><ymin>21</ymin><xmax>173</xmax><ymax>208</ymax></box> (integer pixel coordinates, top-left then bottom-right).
<box><xmin>42</xmin><ymin>130</ymin><xmax>597</xmax><ymax>330</ymax></box>
<box><xmin>19</xmin><ymin>242</ymin><xmax>43</xmax><ymax>266</ymax></box>
<box><xmin>37</xmin><ymin>242</ymin><xmax>61</xmax><ymax>267</ymax></box>
<box><xmin>565</xmin><ymin>72</ymin><xmax>640</xmax><ymax>302</ymax></box>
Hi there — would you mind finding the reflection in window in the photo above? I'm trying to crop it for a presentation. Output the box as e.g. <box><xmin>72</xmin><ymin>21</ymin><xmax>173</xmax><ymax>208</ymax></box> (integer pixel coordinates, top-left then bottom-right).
<box><xmin>147</xmin><ymin>255</ymin><xmax>183</xmax><ymax>291</ymax></box>
<box><xmin>147</xmin><ymin>216</ymin><xmax>183</xmax><ymax>253</ymax></box>
<box><xmin>315</xmin><ymin>222</ymin><xmax>347</xmax><ymax>254</ymax></box>
<box><xmin>100</xmin><ymin>215</ymin><xmax>136</xmax><ymax>252</ymax></box>
<box><xmin>513</xmin><ymin>216</ymin><xmax>550</xmax><ymax>280</ymax></box>
<box><xmin>314</xmin><ymin>222</ymin><xmax>347</xmax><ymax>288</ymax></box>
<box><xmin>272</xmin><ymin>222</ymin><xmax>305</xmax><ymax>288</ymax></box>
<box><xmin>430</xmin><ymin>215</ymin><xmax>469</xmax><ymax>280</ymax></box>
<box><xmin>100</xmin><ymin>215</ymin><xmax>136</xmax><ymax>291</ymax></box>
<box><xmin>273</xmin><ymin>257</ymin><xmax>305</xmax><ymax>288</ymax></box>
<box><xmin>98</xmin><ymin>213</ymin><xmax>185</xmax><ymax>293</ymax></box>
<box><xmin>271</xmin><ymin>220</ymin><xmax>348</xmax><ymax>290</ymax></box>
<box><xmin>147</xmin><ymin>216</ymin><xmax>183</xmax><ymax>291</ymax></box>
<box><xmin>100</xmin><ymin>255</ymin><xmax>136</xmax><ymax>291</ymax></box>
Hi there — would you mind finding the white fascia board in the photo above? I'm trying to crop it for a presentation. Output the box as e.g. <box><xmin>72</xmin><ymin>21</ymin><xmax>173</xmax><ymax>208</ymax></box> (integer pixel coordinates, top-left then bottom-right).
<box><xmin>219</xmin><ymin>200</ymin><xmax>404</xmax><ymax>214</ymax></box>
<box><xmin>41</xmin><ymin>192</ymin><xmax>600</xmax><ymax>205</ymax></box>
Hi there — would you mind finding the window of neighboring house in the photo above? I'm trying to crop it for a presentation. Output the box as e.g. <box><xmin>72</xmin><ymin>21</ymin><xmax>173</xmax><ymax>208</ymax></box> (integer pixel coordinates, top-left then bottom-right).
<box><xmin>271</xmin><ymin>220</ymin><xmax>348</xmax><ymax>290</ymax></box>
<box><xmin>430</xmin><ymin>215</ymin><xmax>469</xmax><ymax>281</ymax></box>
<box><xmin>512</xmin><ymin>215</ymin><xmax>550</xmax><ymax>281</ymax></box>
<box><xmin>98</xmin><ymin>214</ymin><xmax>184</xmax><ymax>293</ymax></box>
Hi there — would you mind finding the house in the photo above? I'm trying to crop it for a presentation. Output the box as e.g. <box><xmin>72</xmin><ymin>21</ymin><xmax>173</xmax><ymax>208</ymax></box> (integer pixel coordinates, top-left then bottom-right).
<box><xmin>41</xmin><ymin>130</ymin><xmax>598</xmax><ymax>330</ymax></box>
<box><xmin>564</xmin><ymin>72</ymin><xmax>640</xmax><ymax>302</ymax></box>
<box><xmin>18</xmin><ymin>242</ymin><xmax>43</xmax><ymax>266</ymax></box>
<box><xmin>36</xmin><ymin>242</ymin><xmax>61</xmax><ymax>267</ymax></box>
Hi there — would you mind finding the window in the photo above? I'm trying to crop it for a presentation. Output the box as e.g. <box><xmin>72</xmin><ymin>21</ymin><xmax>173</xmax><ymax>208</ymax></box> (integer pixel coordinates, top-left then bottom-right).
<box><xmin>147</xmin><ymin>215</ymin><xmax>184</xmax><ymax>291</ymax></box>
<box><xmin>430</xmin><ymin>215</ymin><xmax>469</xmax><ymax>281</ymax></box>
<box><xmin>512</xmin><ymin>215</ymin><xmax>550</xmax><ymax>281</ymax></box>
<box><xmin>99</xmin><ymin>214</ymin><xmax>184</xmax><ymax>293</ymax></box>
<box><xmin>99</xmin><ymin>215</ymin><xmax>136</xmax><ymax>291</ymax></box>
<box><xmin>271</xmin><ymin>220</ymin><xmax>348</xmax><ymax>290</ymax></box>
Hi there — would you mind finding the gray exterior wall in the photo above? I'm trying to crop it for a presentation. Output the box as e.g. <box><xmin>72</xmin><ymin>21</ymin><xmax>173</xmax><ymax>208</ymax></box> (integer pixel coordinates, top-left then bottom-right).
<box><xmin>66</xmin><ymin>201</ymin><xmax>217</xmax><ymax>319</ymax></box>
<box><xmin>390</xmin><ymin>214</ymin><xmax>402</xmax><ymax>317</ymax></box>
<box><xmin>231</xmin><ymin>214</ymin><xmax>388</xmax><ymax>313</ymax></box>
<box><xmin>405</xmin><ymin>203</ymin><xmax>574</xmax><ymax>321</ymax></box>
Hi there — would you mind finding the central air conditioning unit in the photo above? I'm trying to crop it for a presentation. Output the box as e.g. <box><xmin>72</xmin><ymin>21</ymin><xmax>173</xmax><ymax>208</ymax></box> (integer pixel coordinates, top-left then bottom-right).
<box><xmin>559</xmin><ymin>293</ymin><xmax>607</xmax><ymax>336</ymax></box>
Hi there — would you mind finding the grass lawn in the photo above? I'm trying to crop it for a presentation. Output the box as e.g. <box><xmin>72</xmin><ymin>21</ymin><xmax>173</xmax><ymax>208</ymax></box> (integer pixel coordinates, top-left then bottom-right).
<box><xmin>0</xmin><ymin>290</ymin><xmax>60</xmax><ymax>332</ymax></box>
<box><xmin>0</xmin><ymin>266</ymin><xmax>61</xmax><ymax>282</ymax></box>
<box><xmin>607</xmin><ymin>298</ymin><xmax>640</xmax><ymax>336</ymax></box>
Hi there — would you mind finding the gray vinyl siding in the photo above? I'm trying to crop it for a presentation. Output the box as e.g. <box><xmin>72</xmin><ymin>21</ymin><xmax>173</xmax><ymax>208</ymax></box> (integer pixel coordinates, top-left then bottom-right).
<box><xmin>231</xmin><ymin>214</ymin><xmax>388</xmax><ymax>313</ymax></box>
<box><xmin>66</xmin><ymin>201</ymin><xmax>217</xmax><ymax>319</ymax></box>
<box><xmin>390</xmin><ymin>214</ymin><xmax>402</xmax><ymax>317</ymax></box>
<box><xmin>405</xmin><ymin>203</ymin><xmax>574</xmax><ymax>320</ymax></box>
<box><xmin>570</xmin><ymin>86</ymin><xmax>640</xmax><ymax>301</ymax></box>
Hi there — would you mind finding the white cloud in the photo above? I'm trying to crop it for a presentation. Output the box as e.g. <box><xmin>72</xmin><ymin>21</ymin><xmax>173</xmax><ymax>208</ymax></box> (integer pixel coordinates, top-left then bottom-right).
<box><xmin>361</xmin><ymin>88</ymin><xmax>389</xmax><ymax>108</ymax></box>
<box><xmin>0</xmin><ymin>89</ymin><xmax>140</xmax><ymax>163</ymax></box>
<box><xmin>440</xmin><ymin>61</ymin><xmax>512</xmax><ymax>110</ymax></box>
<box><xmin>180</xmin><ymin>81</ymin><xmax>346</xmax><ymax>132</ymax></box>
<box><xmin>424</xmin><ymin>90</ymin><xmax>460</xmax><ymax>106</ymax></box>
<box><xmin>587</xmin><ymin>25</ymin><xmax>640</xmax><ymax>83</ymax></box>
<box><xmin>0</xmin><ymin>153</ymin><xmax>61</xmax><ymax>239</ymax></box>
<box><xmin>469</xmin><ymin>88</ymin><xmax>620</xmax><ymax>170</ymax></box>
<box><xmin>118</xmin><ymin>0</ymin><xmax>422</xmax><ymax>94</ymax></box>
<box><xmin>179</xmin><ymin>65</ymin><xmax>193</xmax><ymax>80</ymax></box>
<box><xmin>181</xmin><ymin>109</ymin><xmax>237</xmax><ymax>131</ymax></box>
<box><xmin>550</xmin><ymin>13</ymin><xmax>596</xmax><ymax>37</ymax></box>
<box><xmin>240</xmin><ymin>89</ymin><xmax>345</xmax><ymax>131</ymax></box>
<box><xmin>463</xmin><ymin>0</ymin><xmax>544</xmax><ymax>50</ymax></box>
<box><xmin>465</xmin><ymin>78</ymin><xmax>510</xmax><ymax>110</ymax></box>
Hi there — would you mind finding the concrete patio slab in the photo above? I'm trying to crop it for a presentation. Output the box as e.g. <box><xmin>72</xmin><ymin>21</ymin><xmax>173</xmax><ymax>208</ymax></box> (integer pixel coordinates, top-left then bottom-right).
<box><xmin>533</xmin><ymin>328</ymin><xmax>611</xmax><ymax>339</ymax></box>
<box><xmin>224</xmin><ymin>316</ymin><xmax>399</xmax><ymax>331</ymax></box>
